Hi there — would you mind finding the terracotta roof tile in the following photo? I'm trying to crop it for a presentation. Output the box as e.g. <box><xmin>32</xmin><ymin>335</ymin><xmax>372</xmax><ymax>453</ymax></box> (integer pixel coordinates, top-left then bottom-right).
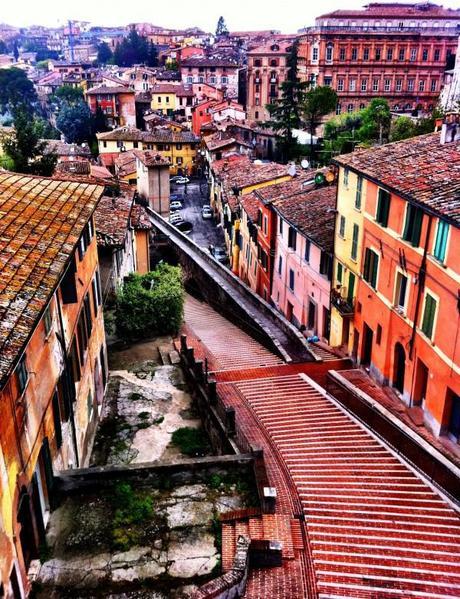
<box><xmin>94</xmin><ymin>191</ymin><xmax>134</xmax><ymax>247</ymax></box>
<box><xmin>132</xmin><ymin>149</ymin><xmax>171</xmax><ymax>166</ymax></box>
<box><xmin>333</xmin><ymin>132</ymin><xmax>460</xmax><ymax>226</ymax></box>
<box><xmin>273</xmin><ymin>184</ymin><xmax>337</xmax><ymax>253</ymax></box>
<box><xmin>0</xmin><ymin>173</ymin><xmax>104</xmax><ymax>387</ymax></box>
<box><xmin>86</xmin><ymin>85</ymin><xmax>134</xmax><ymax>95</ymax></box>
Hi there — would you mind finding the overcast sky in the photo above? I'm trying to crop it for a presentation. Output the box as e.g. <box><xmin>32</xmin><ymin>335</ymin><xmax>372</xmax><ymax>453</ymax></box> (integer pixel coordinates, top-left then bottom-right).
<box><xmin>5</xmin><ymin>0</ymin><xmax>460</xmax><ymax>32</ymax></box>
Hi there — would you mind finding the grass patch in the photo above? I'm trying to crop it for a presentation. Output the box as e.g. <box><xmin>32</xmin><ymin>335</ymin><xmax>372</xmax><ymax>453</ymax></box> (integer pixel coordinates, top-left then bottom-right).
<box><xmin>111</xmin><ymin>482</ymin><xmax>155</xmax><ymax>551</ymax></box>
<box><xmin>171</xmin><ymin>427</ymin><xmax>210</xmax><ymax>457</ymax></box>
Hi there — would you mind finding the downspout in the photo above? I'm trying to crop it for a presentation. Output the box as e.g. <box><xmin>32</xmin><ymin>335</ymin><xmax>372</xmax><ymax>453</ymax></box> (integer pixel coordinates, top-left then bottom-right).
<box><xmin>55</xmin><ymin>298</ymin><xmax>80</xmax><ymax>468</ymax></box>
<box><xmin>408</xmin><ymin>214</ymin><xmax>433</xmax><ymax>361</ymax></box>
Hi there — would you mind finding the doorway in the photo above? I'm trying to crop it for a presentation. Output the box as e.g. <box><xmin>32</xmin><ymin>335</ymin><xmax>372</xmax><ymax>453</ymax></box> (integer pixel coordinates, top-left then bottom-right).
<box><xmin>446</xmin><ymin>388</ymin><xmax>460</xmax><ymax>442</ymax></box>
<box><xmin>308</xmin><ymin>300</ymin><xmax>316</xmax><ymax>331</ymax></box>
<box><xmin>393</xmin><ymin>342</ymin><xmax>406</xmax><ymax>394</ymax></box>
<box><xmin>361</xmin><ymin>323</ymin><xmax>373</xmax><ymax>366</ymax></box>
<box><xmin>342</xmin><ymin>318</ymin><xmax>350</xmax><ymax>347</ymax></box>
<box><xmin>286</xmin><ymin>301</ymin><xmax>293</xmax><ymax>323</ymax></box>
<box><xmin>413</xmin><ymin>358</ymin><xmax>429</xmax><ymax>406</ymax></box>
<box><xmin>352</xmin><ymin>328</ymin><xmax>359</xmax><ymax>362</ymax></box>
<box><xmin>17</xmin><ymin>490</ymin><xmax>38</xmax><ymax>570</ymax></box>
<box><xmin>323</xmin><ymin>307</ymin><xmax>330</xmax><ymax>340</ymax></box>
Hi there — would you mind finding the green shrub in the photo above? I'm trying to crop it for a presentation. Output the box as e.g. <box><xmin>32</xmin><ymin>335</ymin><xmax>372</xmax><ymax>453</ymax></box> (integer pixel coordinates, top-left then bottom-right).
<box><xmin>115</xmin><ymin>264</ymin><xmax>184</xmax><ymax>341</ymax></box>
<box><xmin>171</xmin><ymin>427</ymin><xmax>210</xmax><ymax>457</ymax></box>
<box><xmin>111</xmin><ymin>482</ymin><xmax>154</xmax><ymax>550</ymax></box>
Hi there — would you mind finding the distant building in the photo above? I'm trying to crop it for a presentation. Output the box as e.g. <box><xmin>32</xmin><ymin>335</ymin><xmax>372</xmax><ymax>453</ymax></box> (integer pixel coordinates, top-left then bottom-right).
<box><xmin>134</xmin><ymin>149</ymin><xmax>171</xmax><ymax>216</ymax></box>
<box><xmin>298</xmin><ymin>2</ymin><xmax>460</xmax><ymax>114</ymax></box>
<box><xmin>86</xmin><ymin>85</ymin><xmax>136</xmax><ymax>128</ymax></box>
<box><xmin>150</xmin><ymin>83</ymin><xmax>194</xmax><ymax>122</ymax></box>
<box><xmin>180</xmin><ymin>56</ymin><xmax>241</xmax><ymax>98</ymax></box>
<box><xmin>440</xmin><ymin>36</ymin><xmax>460</xmax><ymax>110</ymax></box>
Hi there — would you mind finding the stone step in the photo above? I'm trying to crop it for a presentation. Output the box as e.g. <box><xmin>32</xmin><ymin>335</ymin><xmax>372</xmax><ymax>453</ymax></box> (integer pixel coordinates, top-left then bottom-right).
<box><xmin>158</xmin><ymin>347</ymin><xmax>171</xmax><ymax>365</ymax></box>
<box><xmin>169</xmin><ymin>350</ymin><xmax>181</xmax><ymax>365</ymax></box>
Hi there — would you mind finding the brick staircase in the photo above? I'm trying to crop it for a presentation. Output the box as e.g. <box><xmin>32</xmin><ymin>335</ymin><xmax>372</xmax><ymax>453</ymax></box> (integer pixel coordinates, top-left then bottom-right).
<box><xmin>221</xmin><ymin>510</ymin><xmax>300</xmax><ymax>572</ymax></box>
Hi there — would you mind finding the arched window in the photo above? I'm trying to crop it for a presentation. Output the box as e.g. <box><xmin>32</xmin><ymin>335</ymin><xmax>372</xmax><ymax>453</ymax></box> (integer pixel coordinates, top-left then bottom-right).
<box><xmin>254</xmin><ymin>59</ymin><xmax>261</xmax><ymax>67</ymax></box>
<box><xmin>270</xmin><ymin>59</ymin><xmax>278</xmax><ymax>67</ymax></box>
<box><xmin>326</xmin><ymin>43</ymin><xmax>333</xmax><ymax>62</ymax></box>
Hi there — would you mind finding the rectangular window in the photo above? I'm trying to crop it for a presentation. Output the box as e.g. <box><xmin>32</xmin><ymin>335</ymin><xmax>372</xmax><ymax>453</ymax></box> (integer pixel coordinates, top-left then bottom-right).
<box><xmin>384</xmin><ymin>79</ymin><xmax>391</xmax><ymax>92</ymax></box>
<box><xmin>376</xmin><ymin>188</ymin><xmax>391</xmax><ymax>227</ymax></box>
<box><xmin>363</xmin><ymin>47</ymin><xmax>370</xmax><ymax>60</ymax></box>
<box><xmin>410</xmin><ymin>48</ymin><xmax>417</xmax><ymax>61</ymax></box>
<box><xmin>43</xmin><ymin>303</ymin><xmax>53</xmax><ymax>336</ymax></box>
<box><xmin>304</xmin><ymin>239</ymin><xmax>311</xmax><ymax>262</ymax></box>
<box><xmin>320</xmin><ymin>252</ymin><xmax>332</xmax><ymax>280</ymax></box>
<box><xmin>337</xmin><ymin>78</ymin><xmax>344</xmax><ymax>91</ymax></box>
<box><xmin>339</xmin><ymin>48</ymin><xmax>346</xmax><ymax>61</ymax></box>
<box><xmin>363</xmin><ymin>248</ymin><xmax>379</xmax><ymax>289</ymax></box>
<box><xmin>339</xmin><ymin>215</ymin><xmax>346</xmax><ymax>238</ymax></box>
<box><xmin>52</xmin><ymin>390</ymin><xmax>62</xmax><ymax>449</ymax></box>
<box><xmin>278</xmin><ymin>255</ymin><xmax>283</xmax><ymax>275</ymax></box>
<box><xmin>430</xmin><ymin>79</ymin><xmax>437</xmax><ymax>92</ymax></box>
<box><xmin>433</xmin><ymin>220</ymin><xmax>449</xmax><ymax>263</ymax></box>
<box><xmin>403</xmin><ymin>204</ymin><xmax>423</xmax><ymax>247</ymax></box>
<box><xmin>60</xmin><ymin>256</ymin><xmax>78</xmax><ymax>304</ymax></box>
<box><xmin>396</xmin><ymin>79</ymin><xmax>402</xmax><ymax>92</ymax></box>
<box><xmin>434</xmin><ymin>49</ymin><xmax>441</xmax><ymax>61</ymax></box>
<box><xmin>351</xmin><ymin>47</ymin><xmax>358</xmax><ymax>60</ymax></box>
<box><xmin>419</xmin><ymin>80</ymin><xmax>425</xmax><ymax>92</ymax></box>
<box><xmin>376</xmin><ymin>324</ymin><xmax>382</xmax><ymax>345</ymax></box>
<box><xmin>351</xmin><ymin>223</ymin><xmax>359</xmax><ymax>261</ymax></box>
<box><xmin>375</xmin><ymin>47</ymin><xmax>381</xmax><ymax>60</ymax></box>
<box><xmin>70</xmin><ymin>338</ymin><xmax>81</xmax><ymax>383</ymax></box>
<box><xmin>288</xmin><ymin>227</ymin><xmax>297</xmax><ymax>251</ymax></box>
<box><xmin>422</xmin><ymin>48</ymin><xmax>428</xmax><ymax>61</ymax></box>
<box><xmin>337</xmin><ymin>262</ymin><xmax>343</xmax><ymax>283</ymax></box>
<box><xmin>16</xmin><ymin>354</ymin><xmax>28</xmax><ymax>395</ymax></box>
<box><xmin>421</xmin><ymin>293</ymin><xmax>437</xmax><ymax>339</ymax></box>
<box><xmin>279</xmin><ymin>218</ymin><xmax>283</xmax><ymax>235</ymax></box>
<box><xmin>399</xmin><ymin>48</ymin><xmax>406</xmax><ymax>61</ymax></box>
<box><xmin>263</xmin><ymin>215</ymin><xmax>268</xmax><ymax>235</ymax></box>
<box><xmin>361</xmin><ymin>79</ymin><xmax>367</xmax><ymax>92</ymax></box>
<box><xmin>347</xmin><ymin>272</ymin><xmax>355</xmax><ymax>302</ymax></box>
<box><xmin>349</xmin><ymin>79</ymin><xmax>356</xmax><ymax>92</ymax></box>
<box><xmin>372</xmin><ymin>79</ymin><xmax>379</xmax><ymax>92</ymax></box>
<box><xmin>395</xmin><ymin>271</ymin><xmax>408</xmax><ymax>311</ymax></box>
<box><xmin>312</xmin><ymin>47</ymin><xmax>319</xmax><ymax>61</ymax></box>
<box><xmin>289</xmin><ymin>268</ymin><xmax>295</xmax><ymax>291</ymax></box>
<box><xmin>355</xmin><ymin>176</ymin><xmax>363</xmax><ymax>209</ymax></box>
<box><xmin>326</xmin><ymin>45</ymin><xmax>333</xmax><ymax>62</ymax></box>
<box><xmin>407</xmin><ymin>79</ymin><xmax>415</xmax><ymax>91</ymax></box>
<box><xmin>343</xmin><ymin>167</ymin><xmax>349</xmax><ymax>187</ymax></box>
<box><xmin>387</xmin><ymin>47</ymin><xmax>394</xmax><ymax>60</ymax></box>
<box><xmin>324</xmin><ymin>76</ymin><xmax>332</xmax><ymax>86</ymax></box>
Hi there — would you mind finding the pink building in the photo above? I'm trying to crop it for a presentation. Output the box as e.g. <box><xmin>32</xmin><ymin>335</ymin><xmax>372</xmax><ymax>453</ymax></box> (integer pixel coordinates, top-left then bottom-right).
<box><xmin>271</xmin><ymin>185</ymin><xmax>336</xmax><ymax>341</ymax></box>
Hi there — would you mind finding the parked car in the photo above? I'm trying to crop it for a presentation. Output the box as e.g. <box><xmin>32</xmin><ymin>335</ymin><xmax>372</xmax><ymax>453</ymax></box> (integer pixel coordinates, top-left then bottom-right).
<box><xmin>173</xmin><ymin>176</ymin><xmax>190</xmax><ymax>184</ymax></box>
<box><xmin>169</xmin><ymin>212</ymin><xmax>183</xmax><ymax>224</ymax></box>
<box><xmin>170</xmin><ymin>200</ymin><xmax>183</xmax><ymax>211</ymax></box>
<box><xmin>175</xmin><ymin>220</ymin><xmax>193</xmax><ymax>234</ymax></box>
<box><xmin>211</xmin><ymin>246</ymin><xmax>229</xmax><ymax>265</ymax></box>
<box><xmin>201</xmin><ymin>206</ymin><xmax>212</xmax><ymax>220</ymax></box>
<box><xmin>170</xmin><ymin>193</ymin><xmax>182</xmax><ymax>201</ymax></box>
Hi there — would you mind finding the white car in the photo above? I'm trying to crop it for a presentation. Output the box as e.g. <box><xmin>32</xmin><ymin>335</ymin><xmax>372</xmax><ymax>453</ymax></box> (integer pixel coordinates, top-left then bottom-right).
<box><xmin>201</xmin><ymin>206</ymin><xmax>212</xmax><ymax>220</ymax></box>
<box><xmin>169</xmin><ymin>212</ymin><xmax>183</xmax><ymax>223</ymax></box>
<box><xmin>174</xmin><ymin>177</ymin><xmax>190</xmax><ymax>184</ymax></box>
<box><xmin>170</xmin><ymin>200</ymin><xmax>183</xmax><ymax>210</ymax></box>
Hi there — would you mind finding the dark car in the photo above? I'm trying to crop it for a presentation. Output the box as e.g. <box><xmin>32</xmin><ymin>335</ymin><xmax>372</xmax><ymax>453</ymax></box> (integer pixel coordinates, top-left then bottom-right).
<box><xmin>211</xmin><ymin>246</ymin><xmax>229</xmax><ymax>265</ymax></box>
<box><xmin>175</xmin><ymin>220</ymin><xmax>194</xmax><ymax>234</ymax></box>
<box><xmin>170</xmin><ymin>193</ymin><xmax>183</xmax><ymax>201</ymax></box>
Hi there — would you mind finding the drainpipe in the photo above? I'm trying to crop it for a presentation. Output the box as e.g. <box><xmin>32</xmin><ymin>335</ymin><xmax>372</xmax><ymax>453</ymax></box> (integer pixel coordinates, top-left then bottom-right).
<box><xmin>408</xmin><ymin>214</ymin><xmax>432</xmax><ymax>361</ymax></box>
<box><xmin>55</xmin><ymin>298</ymin><xmax>80</xmax><ymax>468</ymax></box>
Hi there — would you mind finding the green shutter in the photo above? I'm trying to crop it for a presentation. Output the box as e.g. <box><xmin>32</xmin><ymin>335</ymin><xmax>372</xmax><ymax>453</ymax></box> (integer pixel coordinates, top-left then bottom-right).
<box><xmin>411</xmin><ymin>207</ymin><xmax>423</xmax><ymax>247</ymax></box>
<box><xmin>433</xmin><ymin>220</ymin><xmax>449</xmax><ymax>262</ymax></box>
<box><xmin>371</xmin><ymin>252</ymin><xmax>379</xmax><ymax>288</ymax></box>
<box><xmin>351</xmin><ymin>224</ymin><xmax>359</xmax><ymax>260</ymax></box>
<box><xmin>421</xmin><ymin>294</ymin><xmax>436</xmax><ymax>339</ymax></box>
<box><xmin>403</xmin><ymin>204</ymin><xmax>414</xmax><ymax>241</ymax></box>
<box><xmin>337</xmin><ymin>262</ymin><xmax>343</xmax><ymax>283</ymax></box>
<box><xmin>377</xmin><ymin>189</ymin><xmax>390</xmax><ymax>227</ymax></box>
<box><xmin>347</xmin><ymin>272</ymin><xmax>355</xmax><ymax>301</ymax></box>
<box><xmin>355</xmin><ymin>176</ymin><xmax>362</xmax><ymax>209</ymax></box>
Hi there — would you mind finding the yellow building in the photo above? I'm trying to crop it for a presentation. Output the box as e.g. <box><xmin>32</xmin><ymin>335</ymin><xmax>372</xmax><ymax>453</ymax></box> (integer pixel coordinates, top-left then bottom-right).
<box><xmin>96</xmin><ymin>126</ymin><xmax>200</xmax><ymax>175</ymax></box>
<box><xmin>150</xmin><ymin>84</ymin><xmax>194</xmax><ymax>121</ymax></box>
<box><xmin>329</xmin><ymin>165</ymin><xmax>366</xmax><ymax>352</ymax></box>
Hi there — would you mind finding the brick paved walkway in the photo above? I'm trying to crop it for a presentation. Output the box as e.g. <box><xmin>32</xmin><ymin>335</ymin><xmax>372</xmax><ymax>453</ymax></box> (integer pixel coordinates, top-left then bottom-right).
<box><xmin>182</xmin><ymin>298</ymin><xmax>460</xmax><ymax>599</ymax></box>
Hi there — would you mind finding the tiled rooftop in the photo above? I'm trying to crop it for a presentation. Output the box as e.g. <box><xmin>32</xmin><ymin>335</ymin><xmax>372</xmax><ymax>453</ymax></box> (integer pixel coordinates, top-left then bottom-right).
<box><xmin>181</xmin><ymin>56</ymin><xmax>239</xmax><ymax>67</ymax></box>
<box><xmin>0</xmin><ymin>173</ymin><xmax>104</xmax><ymax>387</ymax></box>
<box><xmin>240</xmin><ymin>192</ymin><xmax>260</xmax><ymax>222</ymax></box>
<box><xmin>333</xmin><ymin>132</ymin><xmax>460</xmax><ymax>226</ymax></box>
<box><xmin>273</xmin><ymin>185</ymin><xmax>337</xmax><ymax>253</ymax></box>
<box><xmin>86</xmin><ymin>85</ymin><xmax>134</xmax><ymax>95</ymax></box>
<box><xmin>132</xmin><ymin>149</ymin><xmax>171</xmax><ymax>167</ymax></box>
<box><xmin>97</xmin><ymin>126</ymin><xmax>199</xmax><ymax>144</ymax></box>
<box><xmin>212</xmin><ymin>155</ymin><xmax>289</xmax><ymax>192</ymax></box>
<box><xmin>94</xmin><ymin>191</ymin><xmax>134</xmax><ymax>247</ymax></box>
<box><xmin>318</xmin><ymin>3</ymin><xmax>460</xmax><ymax>18</ymax></box>
<box><xmin>151</xmin><ymin>83</ymin><xmax>194</xmax><ymax>96</ymax></box>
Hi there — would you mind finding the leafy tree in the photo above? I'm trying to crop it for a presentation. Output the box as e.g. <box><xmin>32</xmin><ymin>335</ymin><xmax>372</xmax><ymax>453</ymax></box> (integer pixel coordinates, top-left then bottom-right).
<box><xmin>166</xmin><ymin>59</ymin><xmax>178</xmax><ymax>71</ymax></box>
<box><xmin>115</xmin><ymin>265</ymin><xmax>184</xmax><ymax>341</ymax></box>
<box><xmin>216</xmin><ymin>16</ymin><xmax>229</xmax><ymax>37</ymax></box>
<box><xmin>0</xmin><ymin>68</ymin><xmax>37</xmax><ymax>113</ymax></box>
<box><xmin>56</xmin><ymin>100</ymin><xmax>92</xmax><ymax>144</ymax></box>
<box><xmin>0</xmin><ymin>40</ymin><xmax>7</xmax><ymax>54</ymax></box>
<box><xmin>302</xmin><ymin>85</ymin><xmax>338</xmax><ymax>164</ymax></box>
<box><xmin>322</xmin><ymin>111</ymin><xmax>363</xmax><ymax>160</ymax></box>
<box><xmin>266</xmin><ymin>39</ymin><xmax>308</xmax><ymax>162</ymax></box>
<box><xmin>2</xmin><ymin>106</ymin><xmax>57</xmax><ymax>175</ymax></box>
<box><xmin>357</xmin><ymin>98</ymin><xmax>391</xmax><ymax>145</ymax></box>
<box><xmin>13</xmin><ymin>40</ymin><xmax>19</xmax><ymax>62</ymax></box>
<box><xmin>33</xmin><ymin>117</ymin><xmax>60</xmax><ymax>140</ymax></box>
<box><xmin>97</xmin><ymin>41</ymin><xmax>113</xmax><ymax>65</ymax></box>
<box><xmin>390</xmin><ymin>116</ymin><xmax>416</xmax><ymax>142</ymax></box>
<box><xmin>53</xmin><ymin>85</ymin><xmax>84</xmax><ymax>105</ymax></box>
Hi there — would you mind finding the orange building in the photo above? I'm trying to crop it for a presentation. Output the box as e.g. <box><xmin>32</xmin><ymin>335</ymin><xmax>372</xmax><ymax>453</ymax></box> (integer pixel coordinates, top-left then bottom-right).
<box><xmin>333</xmin><ymin>122</ymin><xmax>460</xmax><ymax>440</ymax></box>
<box><xmin>86</xmin><ymin>85</ymin><xmax>136</xmax><ymax>128</ymax></box>
<box><xmin>298</xmin><ymin>2</ymin><xmax>460</xmax><ymax>114</ymax></box>
<box><xmin>0</xmin><ymin>174</ymin><xmax>107</xmax><ymax>595</ymax></box>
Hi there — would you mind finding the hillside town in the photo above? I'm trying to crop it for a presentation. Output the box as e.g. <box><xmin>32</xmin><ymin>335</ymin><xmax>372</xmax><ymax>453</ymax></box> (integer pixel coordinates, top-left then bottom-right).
<box><xmin>0</xmin><ymin>3</ymin><xmax>460</xmax><ymax>598</ymax></box>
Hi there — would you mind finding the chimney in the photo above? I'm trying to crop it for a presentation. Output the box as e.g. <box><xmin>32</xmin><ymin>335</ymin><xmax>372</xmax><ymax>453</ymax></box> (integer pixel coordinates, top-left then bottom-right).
<box><xmin>440</xmin><ymin>112</ymin><xmax>460</xmax><ymax>145</ymax></box>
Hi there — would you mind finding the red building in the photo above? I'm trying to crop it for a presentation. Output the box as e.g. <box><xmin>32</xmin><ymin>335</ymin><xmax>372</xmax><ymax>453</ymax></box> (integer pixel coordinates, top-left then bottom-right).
<box><xmin>86</xmin><ymin>85</ymin><xmax>136</xmax><ymax>128</ymax></box>
<box><xmin>333</xmin><ymin>119</ymin><xmax>460</xmax><ymax>439</ymax></box>
<box><xmin>298</xmin><ymin>2</ymin><xmax>460</xmax><ymax>114</ymax></box>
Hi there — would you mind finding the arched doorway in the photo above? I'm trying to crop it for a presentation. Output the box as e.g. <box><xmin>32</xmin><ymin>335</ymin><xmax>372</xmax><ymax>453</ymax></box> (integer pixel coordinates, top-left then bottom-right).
<box><xmin>393</xmin><ymin>342</ymin><xmax>406</xmax><ymax>393</ymax></box>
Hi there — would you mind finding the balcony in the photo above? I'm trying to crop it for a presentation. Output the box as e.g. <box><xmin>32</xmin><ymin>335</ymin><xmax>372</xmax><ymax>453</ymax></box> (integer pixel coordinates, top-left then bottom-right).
<box><xmin>331</xmin><ymin>289</ymin><xmax>355</xmax><ymax>317</ymax></box>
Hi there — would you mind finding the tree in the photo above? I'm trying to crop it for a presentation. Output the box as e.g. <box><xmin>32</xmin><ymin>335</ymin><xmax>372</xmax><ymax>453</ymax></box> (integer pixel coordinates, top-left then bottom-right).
<box><xmin>56</xmin><ymin>100</ymin><xmax>92</xmax><ymax>144</ymax></box>
<box><xmin>115</xmin><ymin>265</ymin><xmax>184</xmax><ymax>341</ymax></box>
<box><xmin>53</xmin><ymin>85</ymin><xmax>84</xmax><ymax>105</ymax></box>
<box><xmin>266</xmin><ymin>39</ymin><xmax>308</xmax><ymax>162</ymax></box>
<box><xmin>97</xmin><ymin>41</ymin><xmax>113</xmax><ymax>65</ymax></box>
<box><xmin>357</xmin><ymin>98</ymin><xmax>391</xmax><ymax>145</ymax></box>
<box><xmin>0</xmin><ymin>40</ymin><xmax>7</xmax><ymax>54</ymax></box>
<box><xmin>390</xmin><ymin>116</ymin><xmax>417</xmax><ymax>142</ymax></box>
<box><xmin>216</xmin><ymin>16</ymin><xmax>229</xmax><ymax>37</ymax></box>
<box><xmin>146</xmin><ymin>42</ymin><xmax>158</xmax><ymax>67</ymax></box>
<box><xmin>2</xmin><ymin>106</ymin><xmax>57</xmax><ymax>176</ymax></box>
<box><xmin>33</xmin><ymin>117</ymin><xmax>60</xmax><ymax>140</ymax></box>
<box><xmin>112</xmin><ymin>28</ymin><xmax>155</xmax><ymax>67</ymax></box>
<box><xmin>322</xmin><ymin>111</ymin><xmax>363</xmax><ymax>160</ymax></box>
<box><xmin>0</xmin><ymin>68</ymin><xmax>37</xmax><ymax>113</ymax></box>
<box><xmin>13</xmin><ymin>40</ymin><xmax>19</xmax><ymax>62</ymax></box>
<box><xmin>302</xmin><ymin>85</ymin><xmax>338</xmax><ymax>164</ymax></box>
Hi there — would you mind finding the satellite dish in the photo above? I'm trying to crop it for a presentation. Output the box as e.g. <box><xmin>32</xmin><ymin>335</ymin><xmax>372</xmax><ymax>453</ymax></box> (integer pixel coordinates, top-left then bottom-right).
<box><xmin>301</xmin><ymin>159</ymin><xmax>309</xmax><ymax>169</ymax></box>
<box><xmin>287</xmin><ymin>163</ymin><xmax>296</xmax><ymax>177</ymax></box>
